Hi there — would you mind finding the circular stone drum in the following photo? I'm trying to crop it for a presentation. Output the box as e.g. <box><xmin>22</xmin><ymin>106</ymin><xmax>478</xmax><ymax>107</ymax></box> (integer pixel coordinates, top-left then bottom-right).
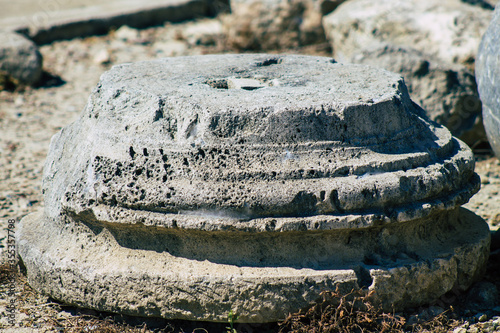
<box><xmin>18</xmin><ymin>54</ymin><xmax>489</xmax><ymax>323</ymax></box>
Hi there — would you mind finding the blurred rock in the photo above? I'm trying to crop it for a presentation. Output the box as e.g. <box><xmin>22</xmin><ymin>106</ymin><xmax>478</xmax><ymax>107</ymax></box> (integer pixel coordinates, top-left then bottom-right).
<box><xmin>114</xmin><ymin>25</ymin><xmax>140</xmax><ymax>42</ymax></box>
<box><xmin>153</xmin><ymin>40</ymin><xmax>188</xmax><ymax>57</ymax></box>
<box><xmin>182</xmin><ymin>18</ymin><xmax>224</xmax><ymax>46</ymax></box>
<box><xmin>476</xmin><ymin>3</ymin><xmax>500</xmax><ymax>158</ymax></box>
<box><xmin>0</xmin><ymin>31</ymin><xmax>42</xmax><ymax>88</ymax></box>
<box><xmin>323</xmin><ymin>0</ymin><xmax>493</xmax><ymax>68</ymax></box>
<box><xmin>223</xmin><ymin>0</ymin><xmax>344</xmax><ymax>50</ymax></box>
<box><xmin>351</xmin><ymin>43</ymin><xmax>484</xmax><ymax>145</ymax></box>
<box><xmin>466</xmin><ymin>281</ymin><xmax>498</xmax><ymax>310</ymax></box>
<box><xmin>93</xmin><ymin>49</ymin><xmax>111</xmax><ymax>65</ymax></box>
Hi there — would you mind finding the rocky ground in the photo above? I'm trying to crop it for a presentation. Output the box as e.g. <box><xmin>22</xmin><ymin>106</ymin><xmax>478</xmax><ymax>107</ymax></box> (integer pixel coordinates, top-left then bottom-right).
<box><xmin>0</xmin><ymin>16</ymin><xmax>499</xmax><ymax>332</ymax></box>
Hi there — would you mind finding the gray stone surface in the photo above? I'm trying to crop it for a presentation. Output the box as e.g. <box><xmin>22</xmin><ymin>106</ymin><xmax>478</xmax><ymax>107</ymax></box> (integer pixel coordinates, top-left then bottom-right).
<box><xmin>0</xmin><ymin>0</ymin><xmax>225</xmax><ymax>45</ymax></box>
<box><xmin>223</xmin><ymin>0</ymin><xmax>341</xmax><ymax>50</ymax></box>
<box><xmin>18</xmin><ymin>54</ymin><xmax>490</xmax><ymax>322</ymax></box>
<box><xmin>0</xmin><ymin>31</ymin><xmax>42</xmax><ymax>87</ymax></box>
<box><xmin>476</xmin><ymin>3</ymin><xmax>500</xmax><ymax>158</ymax></box>
<box><xmin>18</xmin><ymin>207</ymin><xmax>490</xmax><ymax>322</ymax></box>
<box><xmin>323</xmin><ymin>0</ymin><xmax>493</xmax><ymax>145</ymax></box>
<box><xmin>323</xmin><ymin>0</ymin><xmax>493</xmax><ymax>67</ymax></box>
<box><xmin>350</xmin><ymin>43</ymin><xmax>484</xmax><ymax>145</ymax></box>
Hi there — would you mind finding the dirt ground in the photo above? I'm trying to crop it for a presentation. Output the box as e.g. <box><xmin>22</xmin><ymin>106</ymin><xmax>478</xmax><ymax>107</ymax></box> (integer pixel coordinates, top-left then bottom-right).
<box><xmin>0</xmin><ymin>16</ymin><xmax>499</xmax><ymax>332</ymax></box>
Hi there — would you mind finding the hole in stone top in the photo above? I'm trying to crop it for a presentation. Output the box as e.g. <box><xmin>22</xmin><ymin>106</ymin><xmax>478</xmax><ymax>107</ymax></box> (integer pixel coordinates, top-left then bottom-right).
<box><xmin>205</xmin><ymin>78</ymin><xmax>228</xmax><ymax>89</ymax></box>
<box><xmin>255</xmin><ymin>57</ymin><xmax>282</xmax><ymax>66</ymax></box>
<box><xmin>205</xmin><ymin>77</ymin><xmax>268</xmax><ymax>91</ymax></box>
<box><xmin>129</xmin><ymin>147</ymin><xmax>136</xmax><ymax>159</ymax></box>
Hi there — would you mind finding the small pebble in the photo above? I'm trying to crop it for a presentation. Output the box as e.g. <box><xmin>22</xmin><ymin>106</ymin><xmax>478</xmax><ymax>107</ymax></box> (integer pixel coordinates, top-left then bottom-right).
<box><xmin>480</xmin><ymin>321</ymin><xmax>498</xmax><ymax>333</ymax></box>
<box><xmin>478</xmin><ymin>313</ymin><xmax>488</xmax><ymax>322</ymax></box>
<box><xmin>14</xmin><ymin>96</ymin><xmax>25</xmax><ymax>106</ymax></box>
<box><xmin>93</xmin><ymin>49</ymin><xmax>111</xmax><ymax>64</ymax></box>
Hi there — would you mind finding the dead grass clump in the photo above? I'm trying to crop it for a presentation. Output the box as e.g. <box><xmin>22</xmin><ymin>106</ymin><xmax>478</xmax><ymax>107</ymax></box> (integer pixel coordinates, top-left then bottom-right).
<box><xmin>278</xmin><ymin>287</ymin><xmax>463</xmax><ymax>333</ymax></box>
<box><xmin>279</xmin><ymin>288</ymin><xmax>406</xmax><ymax>333</ymax></box>
<box><xmin>0</xmin><ymin>261</ymin><xmax>17</xmax><ymax>285</ymax></box>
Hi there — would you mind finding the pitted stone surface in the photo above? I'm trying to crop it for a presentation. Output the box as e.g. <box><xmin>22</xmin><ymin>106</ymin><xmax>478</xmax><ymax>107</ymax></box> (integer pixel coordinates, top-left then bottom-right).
<box><xmin>477</xmin><ymin>3</ymin><xmax>500</xmax><ymax>158</ymax></box>
<box><xmin>18</xmin><ymin>54</ymin><xmax>489</xmax><ymax>322</ymax></box>
<box><xmin>349</xmin><ymin>43</ymin><xmax>483</xmax><ymax>145</ymax></box>
<box><xmin>43</xmin><ymin>54</ymin><xmax>479</xmax><ymax>230</ymax></box>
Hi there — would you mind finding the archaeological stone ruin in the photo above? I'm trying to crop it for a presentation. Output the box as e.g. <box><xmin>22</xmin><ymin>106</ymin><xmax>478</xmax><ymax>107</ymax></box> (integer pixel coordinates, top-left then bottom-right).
<box><xmin>18</xmin><ymin>54</ymin><xmax>490</xmax><ymax>322</ymax></box>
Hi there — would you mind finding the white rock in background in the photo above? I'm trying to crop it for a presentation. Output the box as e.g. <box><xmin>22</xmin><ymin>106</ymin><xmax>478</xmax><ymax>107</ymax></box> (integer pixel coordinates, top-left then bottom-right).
<box><xmin>476</xmin><ymin>3</ymin><xmax>500</xmax><ymax>157</ymax></box>
<box><xmin>153</xmin><ymin>40</ymin><xmax>188</xmax><ymax>57</ymax></box>
<box><xmin>182</xmin><ymin>18</ymin><xmax>223</xmax><ymax>46</ymax></box>
<box><xmin>323</xmin><ymin>0</ymin><xmax>494</xmax><ymax>145</ymax></box>
<box><xmin>0</xmin><ymin>31</ymin><xmax>42</xmax><ymax>87</ymax></box>
<box><xmin>93</xmin><ymin>49</ymin><xmax>111</xmax><ymax>65</ymax></box>
<box><xmin>351</xmin><ymin>43</ymin><xmax>484</xmax><ymax>145</ymax></box>
<box><xmin>113</xmin><ymin>25</ymin><xmax>140</xmax><ymax>42</ymax></box>
<box><xmin>323</xmin><ymin>0</ymin><xmax>493</xmax><ymax>67</ymax></box>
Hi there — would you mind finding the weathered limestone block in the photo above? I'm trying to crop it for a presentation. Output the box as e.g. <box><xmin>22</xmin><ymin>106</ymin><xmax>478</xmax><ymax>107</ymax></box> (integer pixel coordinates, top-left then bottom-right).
<box><xmin>323</xmin><ymin>0</ymin><xmax>493</xmax><ymax>67</ymax></box>
<box><xmin>18</xmin><ymin>54</ymin><xmax>489</xmax><ymax>323</ymax></box>
<box><xmin>0</xmin><ymin>31</ymin><xmax>42</xmax><ymax>88</ymax></box>
<box><xmin>323</xmin><ymin>0</ymin><xmax>493</xmax><ymax>145</ymax></box>
<box><xmin>350</xmin><ymin>44</ymin><xmax>484</xmax><ymax>145</ymax></box>
<box><xmin>476</xmin><ymin>3</ymin><xmax>500</xmax><ymax>157</ymax></box>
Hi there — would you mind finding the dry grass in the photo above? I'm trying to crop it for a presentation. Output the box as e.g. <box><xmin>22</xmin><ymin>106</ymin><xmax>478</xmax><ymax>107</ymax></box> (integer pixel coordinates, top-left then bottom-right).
<box><xmin>279</xmin><ymin>288</ymin><xmax>406</xmax><ymax>333</ymax></box>
<box><xmin>278</xmin><ymin>287</ymin><xmax>462</xmax><ymax>333</ymax></box>
<box><xmin>0</xmin><ymin>261</ymin><xmax>16</xmax><ymax>284</ymax></box>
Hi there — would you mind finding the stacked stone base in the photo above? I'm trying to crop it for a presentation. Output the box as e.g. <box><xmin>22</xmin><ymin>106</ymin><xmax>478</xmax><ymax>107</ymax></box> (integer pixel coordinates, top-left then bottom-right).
<box><xmin>18</xmin><ymin>207</ymin><xmax>489</xmax><ymax>323</ymax></box>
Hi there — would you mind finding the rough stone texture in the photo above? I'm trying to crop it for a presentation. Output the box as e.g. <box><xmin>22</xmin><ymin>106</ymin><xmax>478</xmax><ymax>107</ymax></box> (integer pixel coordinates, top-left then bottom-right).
<box><xmin>18</xmin><ymin>54</ymin><xmax>489</xmax><ymax>322</ymax></box>
<box><xmin>323</xmin><ymin>0</ymin><xmax>494</xmax><ymax>145</ymax></box>
<box><xmin>476</xmin><ymin>3</ymin><xmax>500</xmax><ymax>158</ymax></box>
<box><xmin>350</xmin><ymin>44</ymin><xmax>484</xmax><ymax>145</ymax></box>
<box><xmin>223</xmin><ymin>0</ymin><xmax>343</xmax><ymax>50</ymax></box>
<box><xmin>0</xmin><ymin>31</ymin><xmax>42</xmax><ymax>88</ymax></box>
<box><xmin>18</xmin><ymin>207</ymin><xmax>490</xmax><ymax>322</ymax></box>
<box><xmin>323</xmin><ymin>0</ymin><xmax>493</xmax><ymax>67</ymax></box>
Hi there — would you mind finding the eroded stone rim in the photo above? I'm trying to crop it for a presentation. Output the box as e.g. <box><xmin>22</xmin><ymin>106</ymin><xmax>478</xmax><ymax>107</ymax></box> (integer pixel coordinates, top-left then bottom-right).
<box><xmin>65</xmin><ymin>138</ymin><xmax>479</xmax><ymax>231</ymax></box>
<box><xmin>44</xmin><ymin>54</ymin><xmax>479</xmax><ymax>230</ymax></box>
<box><xmin>18</xmin><ymin>208</ymin><xmax>491</xmax><ymax>322</ymax></box>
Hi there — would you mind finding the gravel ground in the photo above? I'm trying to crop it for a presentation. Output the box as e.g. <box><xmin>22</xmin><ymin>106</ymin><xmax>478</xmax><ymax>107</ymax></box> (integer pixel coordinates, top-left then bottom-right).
<box><xmin>0</xmin><ymin>16</ymin><xmax>499</xmax><ymax>332</ymax></box>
